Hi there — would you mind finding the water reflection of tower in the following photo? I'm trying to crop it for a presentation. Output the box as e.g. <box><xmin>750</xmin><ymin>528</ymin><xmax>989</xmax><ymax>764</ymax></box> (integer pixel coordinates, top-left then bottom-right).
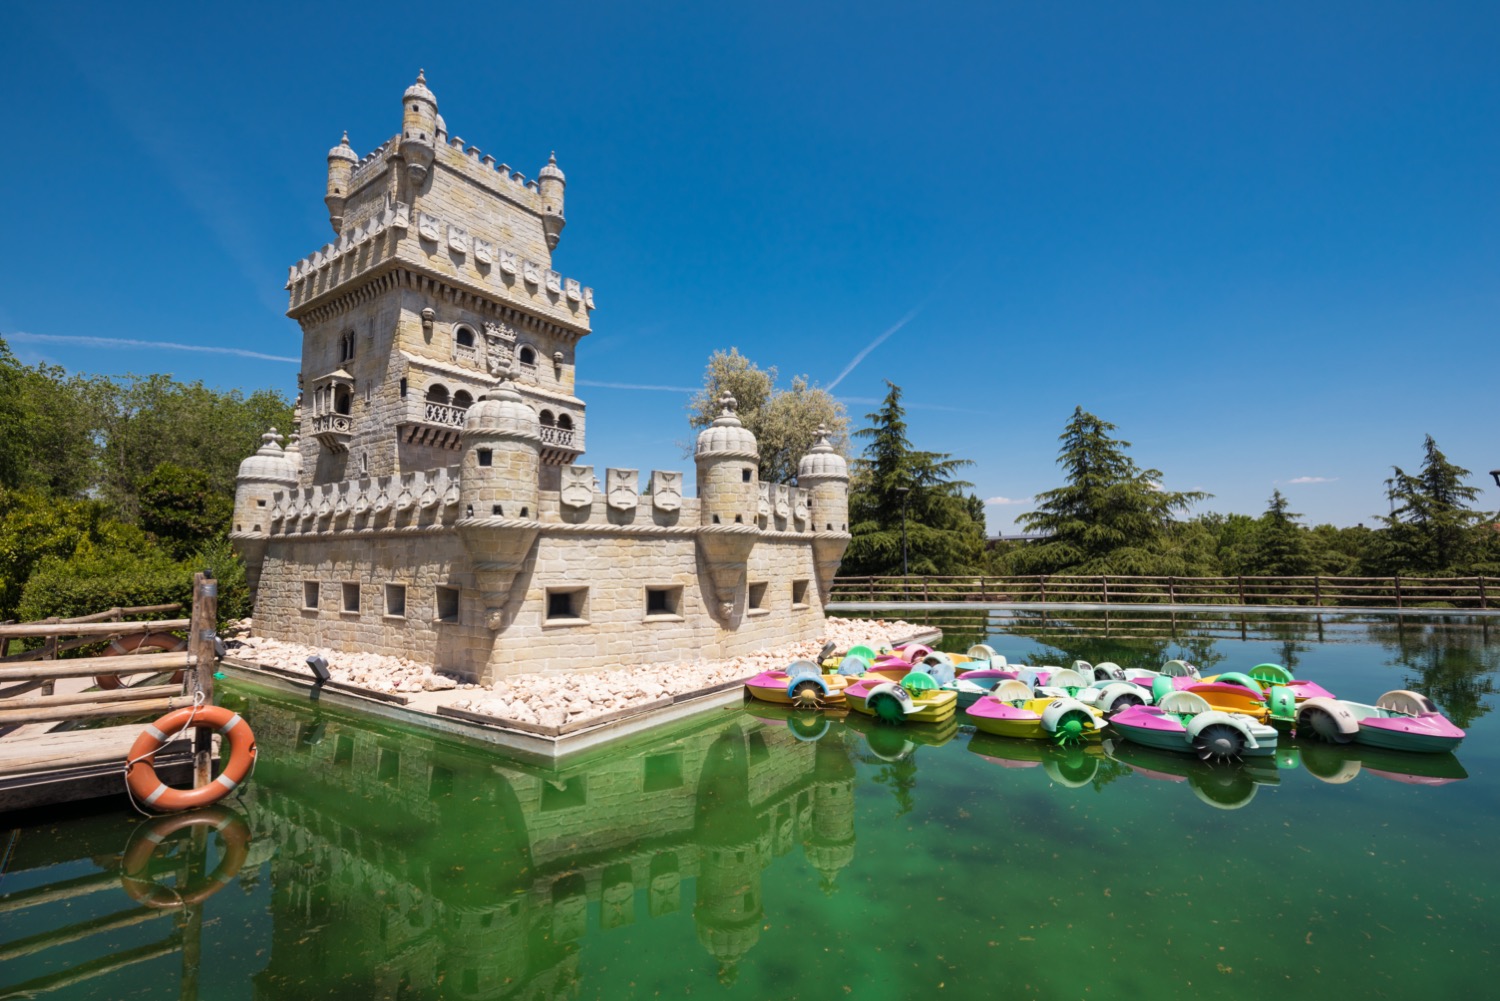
<box><xmin>802</xmin><ymin>734</ymin><xmax>857</xmax><ymax>894</ymax></box>
<box><xmin>692</xmin><ymin>728</ymin><xmax>763</xmax><ymax>985</ymax></box>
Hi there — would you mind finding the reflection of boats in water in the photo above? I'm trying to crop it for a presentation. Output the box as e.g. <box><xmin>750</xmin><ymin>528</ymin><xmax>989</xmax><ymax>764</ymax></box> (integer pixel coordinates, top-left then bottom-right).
<box><xmin>742</xmin><ymin>699</ymin><xmax>842</xmax><ymax>742</ymax></box>
<box><xmin>1288</xmin><ymin>739</ymin><xmax>1469</xmax><ymax>786</ymax></box>
<box><xmin>841</xmin><ymin>708</ymin><xmax>960</xmax><ymax>760</ymax></box>
<box><xmin>1102</xmin><ymin>737</ymin><xmax>1280</xmax><ymax>810</ymax></box>
<box><xmin>965</xmin><ymin>732</ymin><xmax>1112</xmax><ymax>788</ymax></box>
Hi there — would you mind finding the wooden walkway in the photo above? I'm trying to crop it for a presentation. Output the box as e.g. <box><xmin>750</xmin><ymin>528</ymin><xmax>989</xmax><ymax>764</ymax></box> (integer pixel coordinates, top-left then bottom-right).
<box><xmin>0</xmin><ymin>576</ymin><xmax>220</xmax><ymax>813</ymax></box>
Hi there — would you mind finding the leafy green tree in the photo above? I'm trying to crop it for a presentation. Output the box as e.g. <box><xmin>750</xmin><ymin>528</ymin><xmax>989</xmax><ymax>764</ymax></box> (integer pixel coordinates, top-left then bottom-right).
<box><xmin>688</xmin><ymin>348</ymin><xmax>849</xmax><ymax>483</ymax></box>
<box><xmin>0</xmin><ymin>488</ymin><xmax>152</xmax><ymax>619</ymax></box>
<box><xmin>842</xmin><ymin>382</ymin><xmax>985</xmax><ymax>576</ymax></box>
<box><xmin>1010</xmin><ymin>407</ymin><xmax>1207</xmax><ymax>575</ymax></box>
<box><xmin>139</xmin><ymin>462</ymin><xmax>235</xmax><ymax>558</ymax></box>
<box><xmin>1372</xmin><ymin>435</ymin><xmax>1484</xmax><ymax>575</ymax></box>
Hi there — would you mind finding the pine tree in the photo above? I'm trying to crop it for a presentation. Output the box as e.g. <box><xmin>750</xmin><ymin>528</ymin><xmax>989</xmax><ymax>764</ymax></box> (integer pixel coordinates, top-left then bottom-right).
<box><xmin>1013</xmin><ymin>407</ymin><xmax>1207</xmax><ymax>574</ymax></box>
<box><xmin>842</xmin><ymin>382</ymin><xmax>985</xmax><ymax>576</ymax></box>
<box><xmin>1379</xmin><ymin>435</ymin><xmax>1483</xmax><ymax>574</ymax></box>
<box><xmin>1246</xmin><ymin>490</ymin><xmax>1316</xmax><ymax>577</ymax></box>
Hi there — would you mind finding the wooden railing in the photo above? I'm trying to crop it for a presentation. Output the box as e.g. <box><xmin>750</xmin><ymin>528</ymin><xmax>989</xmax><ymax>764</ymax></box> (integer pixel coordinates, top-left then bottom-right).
<box><xmin>829</xmin><ymin>574</ymin><xmax>1500</xmax><ymax>610</ymax></box>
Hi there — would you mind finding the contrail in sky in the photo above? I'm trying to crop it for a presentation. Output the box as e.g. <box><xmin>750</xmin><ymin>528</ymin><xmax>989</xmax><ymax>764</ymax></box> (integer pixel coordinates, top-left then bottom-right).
<box><xmin>7</xmin><ymin>332</ymin><xmax>299</xmax><ymax>364</ymax></box>
<box><xmin>825</xmin><ymin>305</ymin><xmax>923</xmax><ymax>392</ymax></box>
<box><xmin>578</xmin><ymin>379</ymin><xmax>697</xmax><ymax>393</ymax></box>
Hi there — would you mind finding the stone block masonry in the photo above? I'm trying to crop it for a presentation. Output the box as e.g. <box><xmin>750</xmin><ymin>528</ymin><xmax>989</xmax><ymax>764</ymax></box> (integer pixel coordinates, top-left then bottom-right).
<box><xmin>231</xmin><ymin>72</ymin><xmax>852</xmax><ymax>684</ymax></box>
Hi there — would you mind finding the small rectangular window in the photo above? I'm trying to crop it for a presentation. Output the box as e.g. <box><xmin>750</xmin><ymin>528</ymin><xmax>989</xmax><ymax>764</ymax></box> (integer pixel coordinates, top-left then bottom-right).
<box><xmin>643</xmin><ymin>752</ymin><xmax>684</xmax><ymax>792</ymax></box>
<box><xmin>546</xmin><ymin>587</ymin><xmax>587</xmax><ymax>621</ymax></box>
<box><xmin>792</xmin><ymin>579</ymin><xmax>810</xmax><ymax>607</ymax></box>
<box><xmin>540</xmin><ymin>776</ymin><xmax>587</xmax><ymax>811</ymax></box>
<box><xmin>645</xmin><ymin>586</ymin><xmax>682</xmax><ymax>618</ymax></box>
<box><xmin>256</xmin><ymin>498</ymin><xmax>266</xmax><ymax>507</ymax></box>
<box><xmin>436</xmin><ymin>586</ymin><xmax>460</xmax><ymax>623</ymax></box>
<box><xmin>385</xmin><ymin>583</ymin><xmax>407</xmax><ymax>618</ymax></box>
<box><xmin>378</xmin><ymin>746</ymin><xmax>400</xmax><ymax>782</ymax></box>
<box><xmin>477</xmin><ymin>449</ymin><xmax>492</xmax><ymax>467</ymax></box>
<box><xmin>334</xmin><ymin>735</ymin><xmax>354</xmax><ymax>767</ymax></box>
<box><xmin>303</xmin><ymin>581</ymin><xmax>320</xmax><ymax>610</ymax></box>
<box><xmin>742</xmin><ymin>468</ymin><xmax>752</xmax><ymax>483</ymax></box>
<box><xmin>342</xmin><ymin>582</ymin><xmax>361</xmax><ymax>614</ymax></box>
<box><xmin>748</xmin><ymin>582</ymin><xmax>768</xmax><ymax>611</ymax></box>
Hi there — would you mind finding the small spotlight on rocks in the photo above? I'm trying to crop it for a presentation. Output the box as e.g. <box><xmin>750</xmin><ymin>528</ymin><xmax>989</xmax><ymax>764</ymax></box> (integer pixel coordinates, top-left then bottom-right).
<box><xmin>306</xmin><ymin>655</ymin><xmax>331</xmax><ymax>684</ymax></box>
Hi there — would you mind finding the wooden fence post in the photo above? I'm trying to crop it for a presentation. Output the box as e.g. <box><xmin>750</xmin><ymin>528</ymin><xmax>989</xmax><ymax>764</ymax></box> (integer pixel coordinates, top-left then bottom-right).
<box><xmin>1101</xmin><ymin>576</ymin><xmax>1109</xmax><ymax>603</ymax></box>
<box><xmin>868</xmin><ymin>577</ymin><xmax>876</xmax><ymax>602</ymax></box>
<box><xmin>1481</xmin><ymin>577</ymin><xmax>1489</xmax><ymax>610</ymax></box>
<box><xmin>188</xmin><ymin>573</ymin><xmax>219</xmax><ymax>788</ymax></box>
<box><xmin>1039</xmin><ymin>577</ymin><xmax>1047</xmax><ymax>603</ymax></box>
<box><xmin>980</xmin><ymin>576</ymin><xmax>989</xmax><ymax>602</ymax></box>
<box><xmin>1314</xmin><ymin>576</ymin><xmax>1322</xmax><ymax>607</ymax></box>
<box><xmin>1168</xmin><ymin>577</ymin><xmax>1175</xmax><ymax>604</ymax></box>
<box><xmin>922</xmin><ymin>577</ymin><xmax>930</xmax><ymax>602</ymax></box>
<box><xmin>1393</xmin><ymin>575</ymin><xmax>1402</xmax><ymax>610</ymax></box>
<box><xmin>1237</xmin><ymin>576</ymin><xmax>1246</xmax><ymax>605</ymax></box>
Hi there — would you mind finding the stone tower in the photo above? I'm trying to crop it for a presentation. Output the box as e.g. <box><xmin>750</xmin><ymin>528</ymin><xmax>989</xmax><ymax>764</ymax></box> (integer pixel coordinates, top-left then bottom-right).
<box><xmin>229</xmin><ymin>430</ymin><xmax>299</xmax><ymax>590</ymax></box>
<box><xmin>694</xmin><ymin>393</ymin><xmax>761</xmax><ymax>619</ymax></box>
<box><xmin>286</xmin><ymin>70</ymin><xmax>592</xmax><ymax>489</ymax></box>
<box><xmin>797</xmin><ymin>424</ymin><xmax>852</xmax><ymax>603</ymax></box>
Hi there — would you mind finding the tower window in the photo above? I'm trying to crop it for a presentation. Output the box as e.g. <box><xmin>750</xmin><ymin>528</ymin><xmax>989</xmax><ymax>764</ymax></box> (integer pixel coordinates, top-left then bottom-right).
<box><xmin>557</xmin><ymin>413</ymin><xmax>573</xmax><ymax>430</ymax></box>
<box><xmin>399</xmin><ymin>377</ymin><xmax>408</xmax><ymax>398</ymax></box>
<box><xmin>455</xmin><ymin>326</ymin><xmax>476</xmax><ymax>348</ymax></box>
<box><xmin>452</xmin><ymin>390</ymin><xmax>473</xmax><ymax>409</ymax></box>
<box><xmin>342</xmin><ymin>582</ymin><xmax>361</xmax><ymax>614</ymax></box>
<box><xmin>426</xmin><ymin>383</ymin><xmax>450</xmax><ymax>404</ymax></box>
<box><xmin>334</xmin><ymin>387</ymin><xmax>352</xmax><ymax>416</ymax></box>
<box><xmin>539</xmin><ymin>409</ymin><xmax>556</xmax><ymax>427</ymax></box>
<box><xmin>518</xmin><ymin>346</ymin><xmax>537</xmax><ymax>367</ymax></box>
<box><xmin>742</xmin><ymin>468</ymin><xmax>752</xmax><ymax>482</ymax></box>
<box><xmin>436</xmin><ymin>585</ymin><xmax>460</xmax><ymax>623</ymax></box>
<box><xmin>545</xmin><ymin>587</ymin><xmax>588</xmax><ymax>623</ymax></box>
<box><xmin>748</xmin><ymin>582</ymin><xmax>768</xmax><ymax>611</ymax></box>
<box><xmin>645</xmin><ymin>586</ymin><xmax>683</xmax><ymax>619</ymax></box>
<box><xmin>477</xmin><ymin>449</ymin><xmax>492</xmax><ymax>466</ymax></box>
<box><xmin>792</xmin><ymin>580</ymin><xmax>810</xmax><ymax>607</ymax></box>
<box><xmin>303</xmin><ymin>581</ymin><xmax>320</xmax><ymax>610</ymax></box>
<box><xmin>384</xmin><ymin>583</ymin><xmax>407</xmax><ymax>618</ymax></box>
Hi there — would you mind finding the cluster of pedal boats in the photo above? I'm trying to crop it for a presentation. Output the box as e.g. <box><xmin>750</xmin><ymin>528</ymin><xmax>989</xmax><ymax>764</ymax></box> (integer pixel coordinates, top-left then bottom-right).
<box><xmin>743</xmin><ymin>642</ymin><xmax>1466</xmax><ymax>761</ymax></box>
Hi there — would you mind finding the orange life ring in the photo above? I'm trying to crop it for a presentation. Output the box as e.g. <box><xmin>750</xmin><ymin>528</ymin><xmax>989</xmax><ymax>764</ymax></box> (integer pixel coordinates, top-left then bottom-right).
<box><xmin>120</xmin><ymin>807</ymin><xmax>250</xmax><ymax>908</ymax></box>
<box><xmin>96</xmin><ymin>631</ymin><xmax>188</xmax><ymax>690</ymax></box>
<box><xmin>125</xmin><ymin>705</ymin><xmax>257</xmax><ymax>812</ymax></box>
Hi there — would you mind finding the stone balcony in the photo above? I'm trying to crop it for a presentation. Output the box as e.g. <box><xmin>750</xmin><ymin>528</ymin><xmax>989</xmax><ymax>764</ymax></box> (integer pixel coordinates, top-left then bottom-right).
<box><xmin>311</xmin><ymin>413</ymin><xmax>354</xmax><ymax>452</ymax></box>
<box><xmin>398</xmin><ymin>399</ymin><xmax>469</xmax><ymax>449</ymax></box>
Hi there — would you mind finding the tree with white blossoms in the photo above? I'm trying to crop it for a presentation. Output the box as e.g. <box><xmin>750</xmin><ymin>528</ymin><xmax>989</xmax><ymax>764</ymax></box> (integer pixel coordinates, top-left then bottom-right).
<box><xmin>687</xmin><ymin>348</ymin><xmax>850</xmax><ymax>483</ymax></box>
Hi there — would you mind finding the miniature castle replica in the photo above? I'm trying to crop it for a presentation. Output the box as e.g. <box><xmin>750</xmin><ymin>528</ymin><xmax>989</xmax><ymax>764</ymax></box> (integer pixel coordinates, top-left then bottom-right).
<box><xmin>230</xmin><ymin>72</ymin><xmax>850</xmax><ymax>684</ymax></box>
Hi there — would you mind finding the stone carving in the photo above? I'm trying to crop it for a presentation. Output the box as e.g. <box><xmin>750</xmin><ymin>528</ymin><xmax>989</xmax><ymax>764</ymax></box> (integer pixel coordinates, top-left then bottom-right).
<box><xmin>774</xmin><ymin>484</ymin><xmax>790</xmax><ymax>520</ymax></box>
<box><xmin>584</xmin><ymin>286</ymin><xmax>596</xmax><ymax>308</ymax></box>
<box><xmin>523</xmin><ymin>259</ymin><xmax>541</xmax><ymax>285</ymax></box>
<box><xmin>794</xmin><ymin>487</ymin><xmax>810</xmax><ymax>523</ymax></box>
<box><xmin>606</xmin><ymin>468</ymin><xmax>638</xmax><ymax>511</ymax></box>
<box><xmin>650</xmin><ymin>470</ymin><xmax>682</xmax><ymax>513</ymax></box>
<box><xmin>418</xmin><ymin>479</ymin><xmax>439</xmax><ymax>510</ymax></box>
<box><xmin>352</xmin><ymin>484</ymin><xmax>370</xmax><ymax>516</ymax></box>
<box><xmin>474</xmin><ymin>238</ymin><xmax>493</xmax><ymax>265</ymax></box>
<box><xmin>333</xmin><ymin>487</ymin><xmax>349</xmax><ymax>518</ymax></box>
<box><xmin>372</xmin><ymin>485</ymin><xmax>391</xmax><ymax>515</ymax></box>
<box><xmin>395</xmin><ymin>479</ymin><xmax>415</xmax><ymax>511</ymax></box>
<box><xmin>484</xmin><ymin>332</ymin><xmax>513</xmax><ymax>376</ymax></box>
<box><xmin>499</xmin><ymin>249</ymin><xmax>518</xmax><ymax>275</ymax></box>
<box><xmin>561</xmin><ymin>465</ymin><xmax>594</xmax><ymax>509</ymax></box>
<box><xmin>441</xmin><ymin>478</ymin><xmax>461</xmax><ymax>508</ymax></box>
<box><xmin>546</xmin><ymin>269</ymin><xmax>562</xmax><ymax>294</ymax></box>
<box><xmin>392</xmin><ymin>202</ymin><xmax>410</xmax><ymax>230</ymax></box>
<box><xmin>447</xmin><ymin>225</ymin><xmax>469</xmax><ymax>254</ymax></box>
<box><xmin>757</xmin><ymin>482</ymin><xmax>772</xmax><ymax>519</ymax></box>
<box><xmin>417</xmin><ymin>212</ymin><xmax>440</xmax><ymax>242</ymax></box>
<box><xmin>565</xmin><ymin>277</ymin><xmax>582</xmax><ymax>301</ymax></box>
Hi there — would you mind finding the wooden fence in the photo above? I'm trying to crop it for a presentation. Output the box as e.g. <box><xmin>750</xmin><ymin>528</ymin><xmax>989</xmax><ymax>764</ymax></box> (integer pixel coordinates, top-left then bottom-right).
<box><xmin>828</xmin><ymin>574</ymin><xmax>1500</xmax><ymax>610</ymax></box>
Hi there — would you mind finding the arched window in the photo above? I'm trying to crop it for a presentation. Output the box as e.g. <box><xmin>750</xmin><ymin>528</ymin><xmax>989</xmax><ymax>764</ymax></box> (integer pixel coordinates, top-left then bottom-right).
<box><xmin>334</xmin><ymin>386</ymin><xmax>352</xmax><ymax>416</ymax></box>
<box><xmin>455</xmin><ymin>325</ymin><xmax>476</xmax><ymax>348</ymax></box>
<box><xmin>452</xmin><ymin>390</ymin><xmax>473</xmax><ymax>409</ymax></box>
<box><xmin>539</xmin><ymin>409</ymin><xmax>556</xmax><ymax>427</ymax></box>
<box><xmin>557</xmin><ymin>413</ymin><xmax>573</xmax><ymax>430</ymax></box>
<box><xmin>339</xmin><ymin>331</ymin><xmax>355</xmax><ymax>363</ymax></box>
<box><xmin>426</xmin><ymin>384</ymin><xmax>450</xmax><ymax>405</ymax></box>
<box><xmin>518</xmin><ymin>345</ymin><xmax>537</xmax><ymax>367</ymax></box>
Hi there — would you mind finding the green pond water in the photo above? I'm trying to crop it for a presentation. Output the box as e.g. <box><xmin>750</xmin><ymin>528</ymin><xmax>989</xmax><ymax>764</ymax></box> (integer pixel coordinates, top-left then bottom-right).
<box><xmin>2</xmin><ymin>608</ymin><xmax>1496</xmax><ymax>1000</ymax></box>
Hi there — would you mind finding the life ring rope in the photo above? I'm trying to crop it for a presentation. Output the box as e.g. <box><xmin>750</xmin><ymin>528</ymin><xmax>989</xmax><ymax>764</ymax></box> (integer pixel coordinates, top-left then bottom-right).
<box><xmin>123</xmin><ymin>696</ymin><xmax>257</xmax><ymax>815</ymax></box>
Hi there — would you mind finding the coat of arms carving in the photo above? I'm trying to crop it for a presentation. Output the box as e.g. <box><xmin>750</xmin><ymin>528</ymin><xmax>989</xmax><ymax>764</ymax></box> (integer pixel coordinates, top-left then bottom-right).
<box><xmin>606</xmin><ymin>468</ymin><xmax>639</xmax><ymax>511</ymax></box>
<box><xmin>561</xmin><ymin>466</ymin><xmax>594</xmax><ymax>509</ymax></box>
<box><xmin>650</xmin><ymin>470</ymin><xmax>682</xmax><ymax>513</ymax></box>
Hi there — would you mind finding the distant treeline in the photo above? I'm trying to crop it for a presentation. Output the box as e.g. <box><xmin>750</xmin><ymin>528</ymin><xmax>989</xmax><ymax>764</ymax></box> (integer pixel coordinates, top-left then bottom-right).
<box><xmin>0</xmin><ymin>335</ymin><xmax>293</xmax><ymax>625</ymax></box>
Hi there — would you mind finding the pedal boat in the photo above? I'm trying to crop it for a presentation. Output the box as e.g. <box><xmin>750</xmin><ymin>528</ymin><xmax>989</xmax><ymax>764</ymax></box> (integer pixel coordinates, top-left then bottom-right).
<box><xmin>1109</xmin><ymin>690</ymin><xmax>1278</xmax><ymax>761</ymax></box>
<box><xmin>744</xmin><ymin>659</ymin><xmax>851</xmax><ymax>707</ymax></box>
<box><xmin>843</xmin><ymin>675</ymin><xmax>957</xmax><ymax>724</ymax></box>
<box><xmin>1295</xmin><ymin>690</ymin><xmax>1464</xmax><ymax>753</ymax></box>
<box><xmin>964</xmin><ymin>680</ymin><xmax>1107</xmax><ymax>744</ymax></box>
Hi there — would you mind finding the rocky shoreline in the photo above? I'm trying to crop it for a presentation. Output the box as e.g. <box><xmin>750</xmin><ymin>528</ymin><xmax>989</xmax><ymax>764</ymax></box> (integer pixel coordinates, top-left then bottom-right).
<box><xmin>226</xmin><ymin>616</ymin><xmax>926</xmax><ymax>729</ymax></box>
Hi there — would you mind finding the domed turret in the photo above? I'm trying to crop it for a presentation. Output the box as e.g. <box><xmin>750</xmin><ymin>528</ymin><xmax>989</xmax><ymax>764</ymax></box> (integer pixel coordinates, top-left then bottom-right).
<box><xmin>456</xmin><ymin>370</ymin><xmax>542</xmax><ymax>629</ymax></box>
<box><xmin>399</xmin><ymin>69</ymin><xmax>438</xmax><ymax>187</ymax></box>
<box><xmin>231</xmin><ymin>429</ymin><xmax>299</xmax><ymax>592</ymax></box>
<box><xmin>796</xmin><ymin>424</ymin><xmax>851</xmax><ymax>607</ymax></box>
<box><xmin>324</xmin><ymin>132</ymin><xmax>358</xmax><ymax>235</ymax></box>
<box><xmin>539</xmin><ymin>152</ymin><xmax>566</xmax><ymax>250</ymax></box>
<box><xmin>694</xmin><ymin>394</ymin><xmax>761</xmax><ymax>620</ymax></box>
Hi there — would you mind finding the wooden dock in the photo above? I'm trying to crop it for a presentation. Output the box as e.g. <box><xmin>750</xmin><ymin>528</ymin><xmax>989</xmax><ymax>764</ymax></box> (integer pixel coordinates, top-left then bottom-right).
<box><xmin>0</xmin><ymin>576</ymin><xmax>220</xmax><ymax>813</ymax></box>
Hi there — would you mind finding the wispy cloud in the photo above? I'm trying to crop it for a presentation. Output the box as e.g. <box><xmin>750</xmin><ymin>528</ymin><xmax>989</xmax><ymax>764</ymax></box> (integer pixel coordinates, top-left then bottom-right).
<box><xmin>577</xmin><ymin>379</ymin><xmax>697</xmax><ymax>393</ymax></box>
<box><xmin>984</xmin><ymin>496</ymin><xmax>1031</xmax><ymax>505</ymax></box>
<box><xmin>1287</xmin><ymin>476</ymin><xmax>1338</xmax><ymax>484</ymax></box>
<box><xmin>838</xmin><ymin>396</ymin><xmax>984</xmax><ymax>416</ymax></box>
<box><xmin>826</xmin><ymin>305</ymin><xmax>923</xmax><ymax>391</ymax></box>
<box><xmin>6</xmin><ymin>332</ymin><xmax>298</xmax><ymax>363</ymax></box>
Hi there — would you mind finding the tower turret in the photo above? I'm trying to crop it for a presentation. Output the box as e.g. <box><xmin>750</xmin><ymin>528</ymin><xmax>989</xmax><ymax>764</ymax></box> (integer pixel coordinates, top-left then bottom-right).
<box><xmin>230</xmin><ymin>429</ymin><xmax>299</xmax><ymax>592</ymax></box>
<box><xmin>694</xmin><ymin>394</ymin><xmax>760</xmax><ymax>620</ymax></box>
<box><xmin>797</xmin><ymin>425</ymin><xmax>851</xmax><ymax>603</ymax></box>
<box><xmin>398</xmin><ymin>69</ymin><xmax>438</xmax><ymax>187</ymax></box>
<box><xmin>324</xmin><ymin>132</ymin><xmax>358</xmax><ymax>236</ymax></box>
<box><xmin>538</xmin><ymin>152</ymin><xmax>566</xmax><ymax>250</ymax></box>
<box><xmin>455</xmin><ymin>371</ymin><xmax>542</xmax><ymax>629</ymax></box>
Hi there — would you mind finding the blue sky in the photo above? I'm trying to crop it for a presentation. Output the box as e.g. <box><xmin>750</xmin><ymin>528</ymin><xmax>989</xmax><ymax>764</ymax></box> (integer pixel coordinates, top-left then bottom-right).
<box><xmin>3</xmin><ymin>2</ymin><xmax>1497</xmax><ymax>531</ymax></box>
